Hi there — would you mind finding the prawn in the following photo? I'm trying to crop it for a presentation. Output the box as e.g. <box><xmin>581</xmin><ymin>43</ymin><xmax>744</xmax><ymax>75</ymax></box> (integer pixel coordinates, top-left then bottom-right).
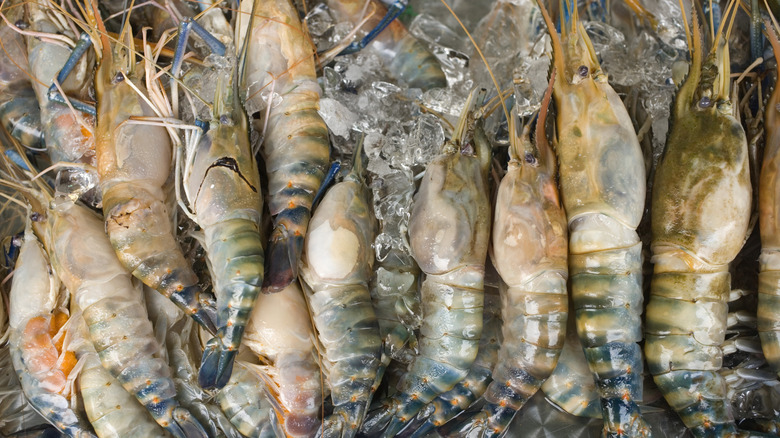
<box><xmin>84</xmin><ymin>0</ymin><xmax>216</xmax><ymax>334</ymax></box>
<box><xmin>235</xmin><ymin>0</ymin><xmax>330</xmax><ymax>293</ymax></box>
<box><xmin>758</xmin><ymin>13</ymin><xmax>780</xmax><ymax>379</ymax></box>
<box><xmin>405</xmin><ymin>287</ymin><xmax>503</xmax><ymax>438</ymax></box>
<box><xmin>645</xmin><ymin>2</ymin><xmax>755</xmax><ymax>436</ymax></box>
<box><xmin>0</xmin><ymin>0</ymin><xmax>44</xmax><ymax>151</ymax></box>
<box><xmin>170</xmin><ymin>1</ymin><xmax>265</xmax><ymax>390</ymax></box>
<box><xmin>46</xmin><ymin>195</ymin><xmax>207</xmax><ymax>438</ymax></box>
<box><xmin>536</xmin><ymin>2</ymin><xmax>650</xmax><ymax>435</ymax></box>
<box><xmin>8</xmin><ymin>217</ymin><xmax>94</xmax><ymax>437</ymax></box>
<box><xmin>324</xmin><ymin>0</ymin><xmax>447</xmax><ymax>90</ymax></box>
<box><xmin>453</xmin><ymin>74</ymin><xmax>568</xmax><ymax>438</ymax></box>
<box><xmin>23</xmin><ymin>0</ymin><xmax>96</xmax><ymax>174</ymax></box>
<box><xmin>300</xmin><ymin>138</ymin><xmax>381</xmax><ymax>438</ymax></box>
<box><xmin>241</xmin><ymin>280</ymin><xmax>323</xmax><ymax>437</ymax></box>
<box><xmin>72</xmin><ymin>312</ymin><xmax>170</xmax><ymax>438</ymax></box>
<box><xmin>363</xmin><ymin>88</ymin><xmax>492</xmax><ymax>438</ymax></box>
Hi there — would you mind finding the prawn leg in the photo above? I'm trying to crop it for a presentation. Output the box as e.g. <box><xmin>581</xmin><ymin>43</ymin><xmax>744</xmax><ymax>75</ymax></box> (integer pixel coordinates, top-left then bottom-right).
<box><xmin>45</xmin><ymin>33</ymin><xmax>95</xmax><ymax>116</ymax></box>
<box><xmin>338</xmin><ymin>0</ymin><xmax>407</xmax><ymax>55</ymax></box>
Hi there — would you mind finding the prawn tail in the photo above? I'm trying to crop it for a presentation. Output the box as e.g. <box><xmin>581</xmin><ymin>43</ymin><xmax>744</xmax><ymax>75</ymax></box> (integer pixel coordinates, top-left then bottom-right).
<box><xmin>263</xmin><ymin>219</ymin><xmax>306</xmax><ymax>293</ymax></box>
<box><xmin>390</xmin><ymin>35</ymin><xmax>447</xmax><ymax>90</ymax></box>
<box><xmin>198</xmin><ymin>337</ymin><xmax>237</xmax><ymax>390</ymax></box>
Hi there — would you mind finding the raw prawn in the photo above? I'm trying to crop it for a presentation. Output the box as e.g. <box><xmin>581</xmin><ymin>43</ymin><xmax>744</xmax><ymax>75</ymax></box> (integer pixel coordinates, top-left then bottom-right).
<box><xmin>8</xmin><ymin>219</ymin><xmax>94</xmax><ymax>437</ymax></box>
<box><xmin>85</xmin><ymin>1</ymin><xmax>216</xmax><ymax>334</ymax></box>
<box><xmin>325</xmin><ymin>0</ymin><xmax>446</xmax><ymax>90</ymax></box>
<box><xmin>645</xmin><ymin>3</ymin><xmax>754</xmax><ymax>436</ymax></box>
<box><xmin>536</xmin><ymin>2</ymin><xmax>650</xmax><ymax>435</ymax></box>
<box><xmin>242</xmin><ymin>281</ymin><xmax>322</xmax><ymax>437</ymax></box>
<box><xmin>236</xmin><ymin>0</ymin><xmax>330</xmax><ymax>293</ymax></box>
<box><xmin>172</xmin><ymin>2</ymin><xmax>265</xmax><ymax>390</ymax></box>
<box><xmin>363</xmin><ymin>89</ymin><xmax>491</xmax><ymax>438</ymax></box>
<box><xmin>453</xmin><ymin>76</ymin><xmax>568</xmax><ymax>437</ymax></box>
<box><xmin>300</xmin><ymin>139</ymin><xmax>381</xmax><ymax>438</ymax></box>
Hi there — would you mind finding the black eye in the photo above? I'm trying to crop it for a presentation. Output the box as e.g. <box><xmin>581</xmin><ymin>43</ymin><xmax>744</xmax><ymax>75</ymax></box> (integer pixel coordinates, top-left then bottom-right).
<box><xmin>112</xmin><ymin>72</ymin><xmax>125</xmax><ymax>84</ymax></box>
<box><xmin>698</xmin><ymin>96</ymin><xmax>711</xmax><ymax>108</ymax></box>
<box><xmin>578</xmin><ymin>65</ymin><xmax>589</xmax><ymax>77</ymax></box>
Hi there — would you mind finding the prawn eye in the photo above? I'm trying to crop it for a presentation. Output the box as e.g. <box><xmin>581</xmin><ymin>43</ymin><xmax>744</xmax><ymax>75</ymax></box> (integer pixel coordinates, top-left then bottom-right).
<box><xmin>698</xmin><ymin>96</ymin><xmax>712</xmax><ymax>108</ymax></box>
<box><xmin>577</xmin><ymin>65</ymin><xmax>589</xmax><ymax>77</ymax></box>
<box><xmin>112</xmin><ymin>72</ymin><xmax>125</xmax><ymax>84</ymax></box>
<box><xmin>15</xmin><ymin>20</ymin><xmax>28</xmax><ymax>30</ymax></box>
<box><xmin>524</xmin><ymin>152</ymin><xmax>537</xmax><ymax>165</ymax></box>
<box><xmin>30</xmin><ymin>212</ymin><xmax>43</xmax><ymax>222</ymax></box>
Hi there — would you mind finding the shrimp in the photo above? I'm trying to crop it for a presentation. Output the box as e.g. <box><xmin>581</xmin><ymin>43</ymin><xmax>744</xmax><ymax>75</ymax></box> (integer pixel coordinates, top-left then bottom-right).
<box><xmin>235</xmin><ymin>0</ymin><xmax>330</xmax><ymax>293</ymax></box>
<box><xmin>454</xmin><ymin>76</ymin><xmax>568</xmax><ymax>438</ymax></box>
<box><xmin>536</xmin><ymin>2</ymin><xmax>650</xmax><ymax>435</ymax></box>
<box><xmin>216</xmin><ymin>361</ymin><xmax>285</xmax><ymax>438</ymax></box>
<box><xmin>299</xmin><ymin>139</ymin><xmax>381</xmax><ymax>438</ymax></box>
<box><xmin>241</xmin><ymin>281</ymin><xmax>323</xmax><ymax>437</ymax></box>
<box><xmin>758</xmin><ymin>15</ymin><xmax>780</xmax><ymax>378</ymax></box>
<box><xmin>84</xmin><ymin>1</ymin><xmax>216</xmax><ymax>334</ymax></box>
<box><xmin>645</xmin><ymin>2</ymin><xmax>754</xmax><ymax>436</ymax></box>
<box><xmin>363</xmin><ymin>88</ymin><xmax>492</xmax><ymax>438</ymax></box>
<box><xmin>71</xmin><ymin>311</ymin><xmax>169</xmax><ymax>438</ymax></box>
<box><xmin>0</xmin><ymin>1</ymin><xmax>44</xmax><ymax>151</ymax></box>
<box><xmin>170</xmin><ymin>2</ymin><xmax>265</xmax><ymax>390</ymax></box>
<box><xmin>24</xmin><ymin>0</ymin><xmax>96</xmax><ymax>172</ymax></box>
<box><xmin>8</xmin><ymin>219</ymin><xmax>94</xmax><ymax>437</ymax></box>
<box><xmin>43</xmin><ymin>194</ymin><xmax>206</xmax><ymax>438</ymax></box>
<box><xmin>324</xmin><ymin>0</ymin><xmax>446</xmax><ymax>90</ymax></box>
<box><xmin>405</xmin><ymin>288</ymin><xmax>502</xmax><ymax>438</ymax></box>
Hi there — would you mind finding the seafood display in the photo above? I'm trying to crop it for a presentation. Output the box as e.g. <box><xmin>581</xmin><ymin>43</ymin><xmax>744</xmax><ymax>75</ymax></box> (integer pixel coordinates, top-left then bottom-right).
<box><xmin>2</xmin><ymin>0</ymin><xmax>780</xmax><ymax>437</ymax></box>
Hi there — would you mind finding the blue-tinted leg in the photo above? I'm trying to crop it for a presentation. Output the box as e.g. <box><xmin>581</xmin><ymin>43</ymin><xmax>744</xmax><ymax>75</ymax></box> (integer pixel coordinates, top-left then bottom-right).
<box><xmin>46</xmin><ymin>33</ymin><xmax>96</xmax><ymax>116</ymax></box>
<box><xmin>172</xmin><ymin>17</ymin><xmax>227</xmax><ymax>80</ymax></box>
<box><xmin>338</xmin><ymin>0</ymin><xmax>407</xmax><ymax>56</ymax></box>
<box><xmin>313</xmin><ymin>161</ymin><xmax>341</xmax><ymax>206</ymax></box>
<box><xmin>750</xmin><ymin>0</ymin><xmax>763</xmax><ymax>64</ymax></box>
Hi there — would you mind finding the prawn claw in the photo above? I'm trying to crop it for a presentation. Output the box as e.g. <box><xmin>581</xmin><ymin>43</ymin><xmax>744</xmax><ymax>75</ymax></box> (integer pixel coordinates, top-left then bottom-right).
<box><xmin>198</xmin><ymin>338</ymin><xmax>237</xmax><ymax>390</ymax></box>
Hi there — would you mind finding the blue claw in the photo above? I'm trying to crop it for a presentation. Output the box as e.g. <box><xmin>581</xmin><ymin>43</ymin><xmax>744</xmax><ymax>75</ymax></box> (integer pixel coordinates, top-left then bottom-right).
<box><xmin>338</xmin><ymin>0</ymin><xmax>407</xmax><ymax>56</ymax></box>
<box><xmin>313</xmin><ymin>161</ymin><xmax>341</xmax><ymax>206</ymax></box>
<box><xmin>47</xmin><ymin>33</ymin><xmax>95</xmax><ymax>116</ymax></box>
<box><xmin>198</xmin><ymin>337</ymin><xmax>237</xmax><ymax>390</ymax></box>
<box><xmin>172</xmin><ymin>17</ymin><xmax>227</xmax><ymax>80</ymax></box>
